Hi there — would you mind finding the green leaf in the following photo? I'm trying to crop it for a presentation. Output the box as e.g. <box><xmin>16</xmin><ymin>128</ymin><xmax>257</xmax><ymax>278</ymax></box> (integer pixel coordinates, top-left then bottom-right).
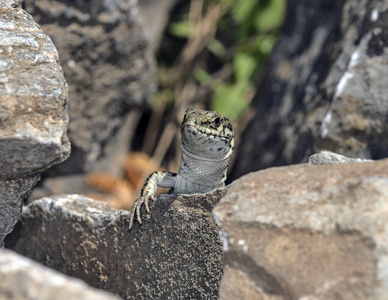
<box><xmin>256</xmin><ymin>34</ymin><xmax>278</xmax><ymax>54</ymax></box>
<box><xmin>194</xmin><ymin>68</ymin><xmax>213</xmax><ymax>85</ymax></box>
<box><xmin>233</xmin><ymin>52</ymin><xmax>256</xmax><ymax>82</ymax></box>
<box><xmin>255</xmin><ymin>0</ymin><xmax>285</xmax><ymax>32</ymax></box>
<box><xmin>207</xmin><ymin>39</ymin><xmax>226</xmax><ymax>58</ymax></box>
<box><xmin>232</xmin><ymin>0</ymin><xmax>257</xmax><ymax>23</ymax></box>
<box><xmin>211</xmin><ymin>82</ymin><xmax>250</xmax><ymax>120</ymax></box>
<box><xmin>169</xmin><ymin>20</ymin><xmax>193</xmax><ymax>38</ymax></box>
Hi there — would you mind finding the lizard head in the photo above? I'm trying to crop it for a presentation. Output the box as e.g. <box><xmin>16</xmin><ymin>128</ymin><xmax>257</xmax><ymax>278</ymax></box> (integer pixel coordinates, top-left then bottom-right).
<box><xmin>180</xmin><ymin>108</ymin><xmax>234</xmax><ymax>159</ymax></box>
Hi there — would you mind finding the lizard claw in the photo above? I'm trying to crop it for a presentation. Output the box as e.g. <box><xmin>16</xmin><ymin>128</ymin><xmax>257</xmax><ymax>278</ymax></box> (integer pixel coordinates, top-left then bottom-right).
<box><xmin>129</xmin><ymin>193</ymin><xmax>155</xmax><ymax>230</ymax></box>
<box><xmin>144</xmin><ymin>194</ymin><xmax>155</xmax><ymax>213</ymax></box>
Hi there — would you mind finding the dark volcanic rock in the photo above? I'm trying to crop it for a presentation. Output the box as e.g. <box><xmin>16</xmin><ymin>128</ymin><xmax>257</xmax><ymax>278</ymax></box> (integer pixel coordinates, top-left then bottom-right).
<box><xmin>23</xmin><ymin>0</ymin><xmax>156</xmax><ymax>175</ymax></box>
<box><xmin>0</xmin><ymin>175</ymin><xmax>40</xmax><ymax>248</ymax></box>
<box><xmin>6</xmin><ymin>190</ymin><xmax>225</xmax><ymax>299</ymax></box>
<box><xmin>0</xmin><ymin>249</ymin><xmax>122</xmax><ymax>300</ymax></box>
<box><xmin>231</xmin><ymin>0</ymin><xmax>388</xmax><ymax>180</ymax></box>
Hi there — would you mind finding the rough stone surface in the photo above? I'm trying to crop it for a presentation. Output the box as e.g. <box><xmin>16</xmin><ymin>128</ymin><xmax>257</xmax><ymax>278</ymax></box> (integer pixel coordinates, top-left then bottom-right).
<box><xmin>6</xmin><ymin>190</ymin><xmax>225</xmax><ymax>299</ymax></box>
<box><xmin>308</xmin><ymin>150</ymin><xmax>373</xmax><ymax>165</ymax></box>
<box><xmin>0</xmin><ymin>0</ymin><xmax>70</xmax><ymax>178</ymax></box>
<box><xmin>215</xmin><ymin>158</ymin><xmax>388</xmax><ymax>299</ymax></box>
<box><xmin>231</xmin><ymin>0</ymin><xmax>388</xmax><ymax>180</ymax></box>
<box><xmin>219</xmin><ymin>265</ymin><xmax>282</xmax><ymax>300</ymax></box>
<box><xmin>23</xmin><ymin>0</ymin><xmax>156</xmax><ymax>174</ymax></box>
<box><xmin>0</xmin><ymin>175</ymin><xmax>40</xmax><ymax>248</ymax></box>
<box><xmin>0</xmin><ymin>0</ymin><xmax>70</xmax><ymax>247</ymax></box>
<box><xmin>0</xmin><ymin>249</ymin><xmax>122</xmax><ymax>300</ymax></box>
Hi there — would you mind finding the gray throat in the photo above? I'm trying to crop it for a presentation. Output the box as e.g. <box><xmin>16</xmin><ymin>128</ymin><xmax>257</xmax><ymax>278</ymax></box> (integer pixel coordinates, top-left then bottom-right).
<box><xmin>174</xmin><ymin>140</ymin><xmax>232</xmax><ymax>194</ymax></box>
<box><xmin>179</xmin><ymin>140</ymin><xmax>232</xmax><ymax>163</ymax></box>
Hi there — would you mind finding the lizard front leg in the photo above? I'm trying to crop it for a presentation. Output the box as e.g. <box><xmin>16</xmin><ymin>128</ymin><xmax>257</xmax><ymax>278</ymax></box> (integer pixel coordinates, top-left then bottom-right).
<box><xmin>129</xmin><ymin>171</ymin><xmax>176</xmax><ymax>229</ymax></box>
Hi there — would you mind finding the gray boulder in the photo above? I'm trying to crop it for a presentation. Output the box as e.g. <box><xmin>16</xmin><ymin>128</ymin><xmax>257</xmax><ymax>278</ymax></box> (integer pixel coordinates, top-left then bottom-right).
<box><xmin>0</xmin><ymin>249</ymin><xmax>122</xmax><ymax>300</ymax></box>
<box><xmin>231</xmin><ymin>0</ymin><xmax>388</xmax><ymax>180</ymax></box>
<box><xmin>215</xmin><ymin>158</ymin><xmax>388</xmax><ymax>299</ymax></box>
<box><xmin>0</xmin><ymin>1</ymin><xmax>70</xmax><ymax>178</ymax></box>
<box><xmin>0</xmin><ymin>175</ymin><xmax>40</xmax><ymax>248</ymax></box>
<box><xmin>0</xmin><ymin>0</ymin><xmax>70</xmax><ymax>247</ymax></box>
<box><xmin>308</xmin><ymin>150</ymin><xmax>373</xmax><ymax>165</ymax></box>
<box><xmin>6</xmin><ymin>190</ymin><xmax>225</xmax><ymax>299</ymax></box>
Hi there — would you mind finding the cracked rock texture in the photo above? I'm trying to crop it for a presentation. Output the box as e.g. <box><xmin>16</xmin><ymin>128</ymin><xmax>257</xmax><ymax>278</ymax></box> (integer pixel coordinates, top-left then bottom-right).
<box><xmin>231</xmin><ymin>0</ymin><xmax>388</xmax><ymax>180</ymax></box>
<box><xmin>0</xmin><ymin>0</ymin><xmax>70</xmax><ymax>247</ymax></box>
<box><xmin>0</xmin><ymin>1</ymin><xmax>70</xmax><ymax>178</ymax></box>
<box><xmin>23</xmin><ymin>0</ymin><xmax>156</xmax><ymax>175</ymax></box>
<box><xmin>0</xmin><ymin>249</ymin><xmax>122</xmax><ymax>300</ymax></box>
<box><xmin>215</xmin><ymin>158</ymin><xmax>388</xmax><ymax>299</ymax></box>
<box><xmin>6</xmin><ymin>190</ymin><xmax>225</xmax><ymax>299</ymax></box>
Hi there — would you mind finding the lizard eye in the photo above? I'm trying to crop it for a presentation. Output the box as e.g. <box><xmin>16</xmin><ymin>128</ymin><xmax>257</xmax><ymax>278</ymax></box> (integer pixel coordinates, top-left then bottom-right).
<box><xmin>213</xmin><ymin>117</ymin><xmax>221</xmax><ymax>127</ymax></box>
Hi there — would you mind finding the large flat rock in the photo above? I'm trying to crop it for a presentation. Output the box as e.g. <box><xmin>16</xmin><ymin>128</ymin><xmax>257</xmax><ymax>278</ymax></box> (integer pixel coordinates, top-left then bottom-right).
<box><xmin>215</xmin><ymin>158</ymin><xmax>388</xmax><ymax>299</ymax></box>
<box><xmin>6</xmin><ymin>190</ymin><xmax>225</xmax><ymax>299</ymax></box>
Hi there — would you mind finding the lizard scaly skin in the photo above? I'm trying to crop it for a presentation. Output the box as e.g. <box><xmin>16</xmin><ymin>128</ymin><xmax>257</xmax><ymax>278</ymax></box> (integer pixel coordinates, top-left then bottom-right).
<box><xmin>129</xmin><ymin>108</ymin><xmax>234</xmax><ymax>229</ymax></box>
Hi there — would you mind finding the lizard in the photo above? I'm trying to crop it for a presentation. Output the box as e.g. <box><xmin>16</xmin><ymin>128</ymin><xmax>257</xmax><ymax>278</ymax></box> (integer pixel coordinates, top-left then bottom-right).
<box><xmin>129</xmin><ymin>108</ymin><xmax>234</xmax><ymax>229</ymax></box>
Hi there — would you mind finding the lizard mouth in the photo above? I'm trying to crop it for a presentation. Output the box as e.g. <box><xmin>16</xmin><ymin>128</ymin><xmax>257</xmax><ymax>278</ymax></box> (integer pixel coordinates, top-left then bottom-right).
<box><xmin>182</xmin><ymin>123</ymin><xmax>230</xmax><ymax>143</ymax></box>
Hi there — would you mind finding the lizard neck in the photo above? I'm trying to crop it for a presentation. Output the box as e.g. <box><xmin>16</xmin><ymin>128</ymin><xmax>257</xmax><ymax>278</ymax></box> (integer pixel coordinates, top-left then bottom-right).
<box><xmin>179</xmin><ymin>140</ymin><xmax>233</xmax><ymax>163</ymax></box>
<box><xmin>174</xmin><ymin>140</ymin><xmax>232</xmax><ymax>194</ymax></box>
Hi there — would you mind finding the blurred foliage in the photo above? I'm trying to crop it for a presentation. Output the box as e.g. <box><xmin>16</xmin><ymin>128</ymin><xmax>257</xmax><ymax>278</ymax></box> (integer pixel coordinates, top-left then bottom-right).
<box><xmin>156</xmin><ymin>0</ymin><xmax>286</xmax><ymax>121</ymax></box>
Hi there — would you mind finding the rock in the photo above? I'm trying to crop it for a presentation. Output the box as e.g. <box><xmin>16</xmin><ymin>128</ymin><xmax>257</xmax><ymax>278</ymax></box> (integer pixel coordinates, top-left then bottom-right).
<box><xmin>0</xmin><ymin>1</ymin><xmax>70</xmax><ymax>178</ymax></box>
<box><xmin>6</xmin><ymin>190</ymin><xmax>225</xmax><ymax>299</ymax></box>
<box><xmin>0</xmin><ymin>248</ymin><xmax>122</xmax><ymax>300</ymax></box>
<box><xmin>215</xmin><ymin>158</ymin><xmax>388</xmax><ymax>299</ymax></box>
<box><xmin>219</xmin><ymin>265</ymin><xmax>283</xmax><ymax>300</ymax></box>
<box><xmin>231</xmin><ymin>0</ymin><xmax>388</xmax><ymax>180</ymax></box>
<box><xmin>308</xmin><ymin>150</ymin><xmax>373</xmax><ymax>165</ymax></box>
<box><xmin>23</xmin><ymin>0</ymin><xmax>156</xmax><ymax>175</ymax></box>
<box><xmin>138</xmin><ymin>0</ymin><xmax>178</xmax><ymax>52</ymax></box>
<box><xmin>0</xmin><ymin>0</ymin><xmax>70</xmax><ymax>247</ymax></box>
<box><xmin>0</xmin><ymin>175</ymin><xmax>40</xmax><ymax>248</ymax></box>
